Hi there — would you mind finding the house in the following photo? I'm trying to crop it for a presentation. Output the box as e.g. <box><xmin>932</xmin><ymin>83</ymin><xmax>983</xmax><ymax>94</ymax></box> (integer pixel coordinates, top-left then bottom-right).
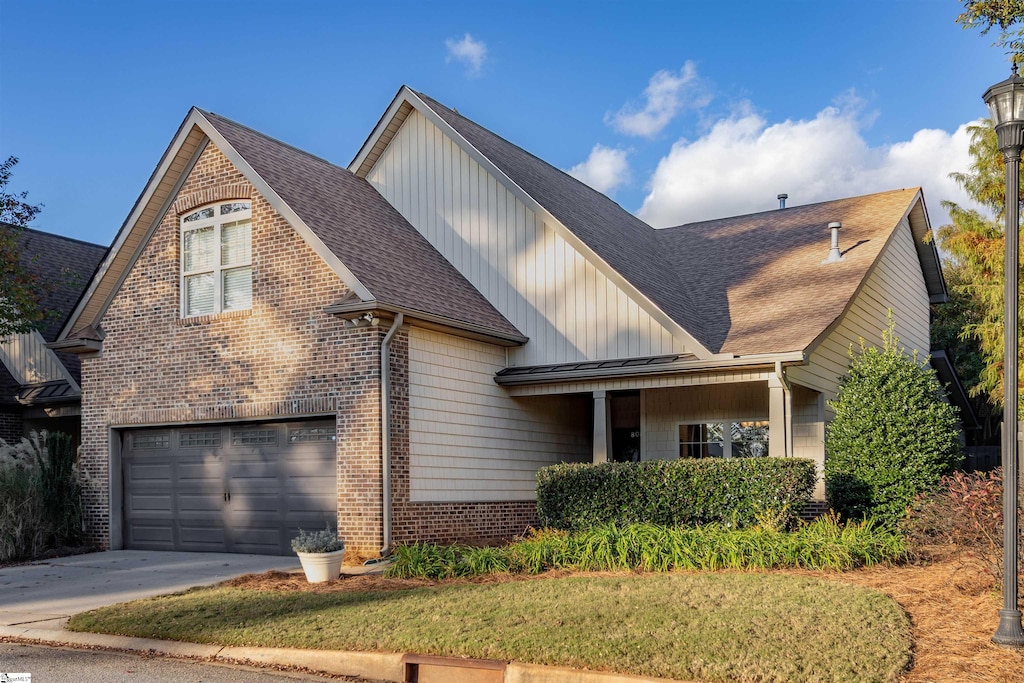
<box><xmin>0</xmin><ymin>224</ymin><xmax>107</xmax><ymax>445</ymax></box>
<box><xmin>55</xmin><ymin>87</ymin><xmax>948</xmax><ymax>556</ymax></box>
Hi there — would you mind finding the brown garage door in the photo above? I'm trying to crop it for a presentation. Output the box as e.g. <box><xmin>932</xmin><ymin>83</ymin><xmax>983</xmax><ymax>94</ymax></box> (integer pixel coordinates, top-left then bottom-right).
<box><xmin>122</xmin><ymin>420</ymin><xmax>337</xmax><ymax>555</ymax></box>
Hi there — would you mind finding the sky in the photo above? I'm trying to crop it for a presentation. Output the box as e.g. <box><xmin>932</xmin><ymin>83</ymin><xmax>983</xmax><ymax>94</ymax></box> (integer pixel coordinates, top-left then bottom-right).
<box><xmin>0</xmin><ymin>0</ymin><xmax>1009</xmax><ymax>246</ymax></box>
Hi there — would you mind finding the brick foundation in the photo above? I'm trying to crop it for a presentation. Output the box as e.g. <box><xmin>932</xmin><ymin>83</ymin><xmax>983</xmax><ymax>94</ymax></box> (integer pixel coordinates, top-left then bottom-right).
<box><xmin>0</xmin><ymin>409</ymin><xmax>21</xmax><ymax>444</ymax></box>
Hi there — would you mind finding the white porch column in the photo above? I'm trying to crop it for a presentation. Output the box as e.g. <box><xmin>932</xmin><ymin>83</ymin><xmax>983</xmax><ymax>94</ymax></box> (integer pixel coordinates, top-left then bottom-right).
<box><xmin>768</xmin><ymin>375</ymin><xmax>788</xmax><ymax>457</ymax></box>
<box><xmin>593</xmin><ymin>390</ymin><xmax>611</xmax><ymax>463</ymax></box>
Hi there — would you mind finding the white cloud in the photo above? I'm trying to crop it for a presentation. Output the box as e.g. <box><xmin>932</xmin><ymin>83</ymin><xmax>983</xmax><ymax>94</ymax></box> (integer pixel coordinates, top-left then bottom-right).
<box><xmin>445</xmin><ymin>34</ymin><xmax>487</xmax><ymax>77</ymax></box>
<box><xmin>567</xmin><ymin>145</ymin><xmax>631</xmax><ymax>195</ymax></box>
<box><xmin>607</xmin><ymin>62</ymin><xmax>710</xmax><ymax>138</ymax></box>
<box><xmin>636</xmin><ymin>97</ymin><xmax>979</xmax><ymax>230</ymax></box>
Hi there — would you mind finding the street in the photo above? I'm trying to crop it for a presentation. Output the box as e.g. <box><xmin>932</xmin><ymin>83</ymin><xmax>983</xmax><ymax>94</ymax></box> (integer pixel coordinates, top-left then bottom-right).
<box><xmin>0</xmin><ymin>643</ymin><xmax>364</xmax><ymax>683</ymax></box>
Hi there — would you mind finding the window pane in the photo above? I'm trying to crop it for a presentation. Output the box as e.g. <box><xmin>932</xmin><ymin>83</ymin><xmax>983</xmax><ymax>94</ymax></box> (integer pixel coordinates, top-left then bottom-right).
<box><xmin>183</xmin><ymin>207</ymin><xmax>215</xmax><ymax>223</ymax></box>
<box><xmin>220</xmin><ymin>202</ymin><xmax>251</xmax><ymax>215</ymax></box>
<box><xmin>222</xmin><ymin>266</ymin><xmax>252</xmax><ymax>311</ymax></box>
<box><xmin>221</xmin><ymin>219</ymin><xmax>251</xmax><ymax>266</ymax></box>
<box><xmin>183</xmin><ymin>227</ymin><xmax>215</xmax><ymax>271</ymax></box>
<box><xmin>185</xmin><ymin>272</ymin><xmax>214</xmax><ymax>315</ymax></box>
<box><xmin>732</xmin><ymin>421</ymin><xmax>769</xmax><ymax>458</ymax></box>
<box><xmin>679</xmin><ymin>423</ymin><xmax>725</xmax><ymax>459</ymax></box>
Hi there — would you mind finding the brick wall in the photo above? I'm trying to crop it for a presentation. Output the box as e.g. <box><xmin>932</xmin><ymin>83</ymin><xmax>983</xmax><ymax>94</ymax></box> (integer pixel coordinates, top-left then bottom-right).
<box><xmin>79</xmin><ymin>144</ymin><xmax>385</xmax><ymax>553</ymax></box>
<box><xmin>0</xmin><ymin>409</ymin><xmax>21</xmax><ymax>444</ymax></box>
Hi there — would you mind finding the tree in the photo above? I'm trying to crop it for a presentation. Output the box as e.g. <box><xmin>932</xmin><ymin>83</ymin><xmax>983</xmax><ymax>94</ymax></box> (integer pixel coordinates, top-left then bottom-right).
<box><xmin>937</xmin><ymin>120</ymin><xmax>1024</xmax><ymax>410</ymax></box>
<box><xmin>0</xmin><ymin>155</ymin><xmax>47</xmax><ymax>338</ymax></box>
<box><xmin>825</xmin><ymin>320</ymin><xmax>962</xmax><ymax>528</ymax></box>
<box><xmin>957</xmin><ymin>1</ymin><xmax>1024</xmax><ymax>61</ymax></box>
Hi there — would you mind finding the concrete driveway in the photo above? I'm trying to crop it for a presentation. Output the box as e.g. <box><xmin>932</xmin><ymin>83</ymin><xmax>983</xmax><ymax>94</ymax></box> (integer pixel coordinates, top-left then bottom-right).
<box><xmin>0</xmin><ymin>550</ymin><xmax>299</xmax><ymax>629</ymax></box>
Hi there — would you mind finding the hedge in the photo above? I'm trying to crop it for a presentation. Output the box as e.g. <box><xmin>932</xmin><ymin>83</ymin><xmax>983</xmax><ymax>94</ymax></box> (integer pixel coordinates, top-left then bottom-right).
<box><xmin>536</xmin><ymin>458</ymin><xmax>817</xmax><ymax>532</ymax></box>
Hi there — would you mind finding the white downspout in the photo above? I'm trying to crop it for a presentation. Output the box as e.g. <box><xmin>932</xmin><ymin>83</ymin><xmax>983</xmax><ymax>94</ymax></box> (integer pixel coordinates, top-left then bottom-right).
<box><xmin>380</xmin><ymin>313</ymin><xmax>404</xmax><ymax>557</ymax></box>
<box><xmin>775</xmin><ymin>361</ymin><xmax>793</xmax><ymax>457</ymax></box>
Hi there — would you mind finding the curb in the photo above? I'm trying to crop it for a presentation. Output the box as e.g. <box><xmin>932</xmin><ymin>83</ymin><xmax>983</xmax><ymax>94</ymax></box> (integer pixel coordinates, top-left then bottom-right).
<box><xmin>0</xmin><ymin>624</ymin><xmax>692</xmax><ymax>683</ymax></box>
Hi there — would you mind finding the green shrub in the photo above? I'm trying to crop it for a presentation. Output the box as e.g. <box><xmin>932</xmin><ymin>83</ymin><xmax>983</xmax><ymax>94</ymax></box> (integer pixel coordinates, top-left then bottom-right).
<box><xmin>536</xmin><ymin>457</ymin><xmax>817</xmax><ymax>532</ymax></box>
<box><xmin>825</xmin><ymin>319</ymin><xmax>962</xmax><ymax>528</ymax></box>
<box><xmin>385</xmin><ymin>518</ymin><xmax>905</xmax><ymax>579</ymax></box>
<box><xmin>0</xmin><ymin>431</ymin><xmax>84</xmax><ymax>561</ymax></box>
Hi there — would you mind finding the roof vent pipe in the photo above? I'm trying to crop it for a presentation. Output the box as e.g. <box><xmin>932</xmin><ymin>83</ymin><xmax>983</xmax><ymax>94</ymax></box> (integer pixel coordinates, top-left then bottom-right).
<box><xmin>823</xmin><ymin>222</ymin><xmax>844</xmax><ymax>263</ymax></box>
<box><xmin>777</xmin><ymin>193</ymin><xmax>788</xmax><ymax>209</ymax></box>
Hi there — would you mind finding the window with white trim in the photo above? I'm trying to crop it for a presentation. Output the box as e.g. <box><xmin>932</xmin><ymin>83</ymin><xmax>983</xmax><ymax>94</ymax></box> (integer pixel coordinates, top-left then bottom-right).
<box><xmin>180</xmin><ymin>201</ymin><xmax>252</xmax><ymax>317</ymax></box>
<box><xmin>678</xmin><ymin>420</ymin><xmax>769</xmax><ymax>458</ymax></box>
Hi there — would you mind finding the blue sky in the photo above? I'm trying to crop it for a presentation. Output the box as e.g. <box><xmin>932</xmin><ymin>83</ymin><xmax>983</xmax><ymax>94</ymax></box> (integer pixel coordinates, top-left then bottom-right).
<box><xmin>0</xmin><ymin>0</ymin><xmax>1007</xmax><ymax>244</ymax></box>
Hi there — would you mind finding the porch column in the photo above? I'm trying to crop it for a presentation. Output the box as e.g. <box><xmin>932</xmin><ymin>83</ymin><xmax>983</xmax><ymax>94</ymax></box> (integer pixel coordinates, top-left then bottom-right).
<box><xmin>768</xmin><ymin>376</ymin><xmax>788</xmax><ymax>457</ymax></box>
<box><xmin>593</xmin><ymin>390</ymin><xmax>611</xmax><ymax>463</ymax></box>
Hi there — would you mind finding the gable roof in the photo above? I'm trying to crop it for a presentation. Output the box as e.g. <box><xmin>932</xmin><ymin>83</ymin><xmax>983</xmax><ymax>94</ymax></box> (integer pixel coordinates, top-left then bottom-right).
<box><xmin>59</xmin><ymin>109</ymin><xmax>523</xmax><ymax>345</ymax></box>
<box><xmin>399</xmin><ymin>90</ymin><xmax>712</xmax><ymax>355</ymax></box>
<box><xmin>353</xmin><ymin>88</ymin><xmax>946</xmax><ymax>359</ymax></box>
<box><xmin>657</xmin><ymin>189</ymin><xmax>944</xmax><ymax>355</ymax></box>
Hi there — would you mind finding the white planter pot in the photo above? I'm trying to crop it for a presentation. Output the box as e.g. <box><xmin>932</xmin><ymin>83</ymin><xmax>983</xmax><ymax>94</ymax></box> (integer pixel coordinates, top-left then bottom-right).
<box><xmin>296</xmin><ymin>549</ymin><xmax>345</xmax><ymax>583</ymax></box>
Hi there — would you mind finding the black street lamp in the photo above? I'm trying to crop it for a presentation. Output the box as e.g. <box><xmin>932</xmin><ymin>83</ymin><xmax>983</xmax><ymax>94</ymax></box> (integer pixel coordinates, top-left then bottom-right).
<box><xmin>984</xmin><ymin>64</ymin><xmax>1024</xmax><ymax>648</ymax></box>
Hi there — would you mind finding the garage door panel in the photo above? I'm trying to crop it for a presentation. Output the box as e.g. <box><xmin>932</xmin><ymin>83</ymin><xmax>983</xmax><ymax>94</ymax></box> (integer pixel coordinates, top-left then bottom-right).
<box><xmin>123</xmin><ymin>420</ymin><xmax>337</xmax><ymax>555</ymax></box>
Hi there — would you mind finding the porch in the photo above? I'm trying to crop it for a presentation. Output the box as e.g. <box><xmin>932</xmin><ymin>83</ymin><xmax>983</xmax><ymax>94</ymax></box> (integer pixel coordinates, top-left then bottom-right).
<box><xmin>497</xmin><ymin>357</ymin><xmax>828</xmax><ymax>499</ymax></box>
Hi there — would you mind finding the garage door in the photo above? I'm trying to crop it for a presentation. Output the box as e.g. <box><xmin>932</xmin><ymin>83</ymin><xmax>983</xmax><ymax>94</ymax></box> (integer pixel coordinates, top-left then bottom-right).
<box><xmin>122</xmin><ymin>420</ymin><xmax>337</xmax><ymax>555</ymax></box>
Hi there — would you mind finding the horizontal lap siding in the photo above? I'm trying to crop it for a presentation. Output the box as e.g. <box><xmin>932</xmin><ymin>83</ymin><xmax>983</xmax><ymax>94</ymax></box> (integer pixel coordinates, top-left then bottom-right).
<box><xmin>408</xmin><ymin>327</ymin><xmax>589</xmax><ymax>502</ymax></box>
<box><xmin>787</xmin><ymin>219</ymin><xmax>930</xmax><ymax>410</ymax></box>
<box><xmin>642</xmin><ymin>382</ymin><xmax>768</xmax><ymax>461</ymax></box>
<box><xmin>367</xmin><ymin>110</ymin><xmax>687</xmax><ymax>366</ymax></box>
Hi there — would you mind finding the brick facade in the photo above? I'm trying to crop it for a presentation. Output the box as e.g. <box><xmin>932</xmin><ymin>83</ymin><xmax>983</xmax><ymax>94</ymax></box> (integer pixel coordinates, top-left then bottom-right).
<box><xmin>79</xmin><ymin>145</ymin><xmax>386</xmax><ymax>553</ymax></box>
<box><xmin>0</xmin><ymin>410</ymin><xmax>21</xmax><ymax>444</ymax></box>
<box><xmin>79</xmin><ymin>142</ymin><xmax>539</xmax><ymax>556</ymax></box>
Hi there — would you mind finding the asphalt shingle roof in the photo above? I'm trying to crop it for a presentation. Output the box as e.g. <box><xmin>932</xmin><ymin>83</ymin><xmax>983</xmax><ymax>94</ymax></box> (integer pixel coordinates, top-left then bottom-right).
<box><xmin>2</xmin><ymin>224</ymin><xmax>107</xmax><ymax>383</ymax></box>
<box><xmin>202</xmin><ymin>111</ymin><xmax>522</xmax><ymax>339</ymax></box>
<box><xmin>412</xmin><ymin>92</ymin><xmax>923</xmax><ymax>357</ymax></box>
<box><xmin>656</xmin><ymin>189</ymin><xmax>920</xmax><ymax>355</ymax></box>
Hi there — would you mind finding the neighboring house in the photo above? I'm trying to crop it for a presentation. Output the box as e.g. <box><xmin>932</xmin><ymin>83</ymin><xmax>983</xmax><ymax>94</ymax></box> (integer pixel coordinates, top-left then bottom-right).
<box><xmin>55</xmin><ymin>86</ymin><xmax>948</xmax><ymax>556</ymax></box>
<box><xmin>0</xmin><ymin>224</ymin><xmax>107</xmax><ymax>445</ymax></box>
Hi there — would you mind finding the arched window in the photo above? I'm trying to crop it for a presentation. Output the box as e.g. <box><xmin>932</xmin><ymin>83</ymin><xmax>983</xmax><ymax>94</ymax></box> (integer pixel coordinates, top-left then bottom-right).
<box><xmin>180</xmin><ymin>201</ymin><xmax>252</xmax><ymax>316</ymax></box>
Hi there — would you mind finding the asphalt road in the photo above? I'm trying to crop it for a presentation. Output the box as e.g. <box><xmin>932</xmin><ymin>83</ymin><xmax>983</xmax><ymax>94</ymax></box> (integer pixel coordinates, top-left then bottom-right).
<box><xmin>0</xmin><ymin>643</ymin><xmax>363</xmax><ymax>683</ymax></box>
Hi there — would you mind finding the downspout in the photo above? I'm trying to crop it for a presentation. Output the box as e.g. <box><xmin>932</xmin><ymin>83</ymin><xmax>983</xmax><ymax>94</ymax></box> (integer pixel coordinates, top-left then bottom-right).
<box><xmin>775</xmin><ymin>361</ymin><xmax>793</xmax><ymax>457</ymax></box>
<box><xmin>380</xmin><ymin>313</ymin><xmax>404</xmax><ymax>557</ymax></box>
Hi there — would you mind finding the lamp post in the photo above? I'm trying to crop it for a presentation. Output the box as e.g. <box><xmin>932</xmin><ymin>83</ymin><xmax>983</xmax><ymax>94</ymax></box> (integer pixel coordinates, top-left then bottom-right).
<box><xmin>984</xmin><ymin>64</ymin><xmax>1024</xmax><ymax>648</ymax></box>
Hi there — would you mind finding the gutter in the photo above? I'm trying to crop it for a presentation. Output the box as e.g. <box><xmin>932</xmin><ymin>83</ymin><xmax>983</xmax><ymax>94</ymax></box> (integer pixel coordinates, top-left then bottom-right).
<box><xmin>379</xmin><ymin>313</ymin><xmax>404</xmax><ymax>557</ymax></box>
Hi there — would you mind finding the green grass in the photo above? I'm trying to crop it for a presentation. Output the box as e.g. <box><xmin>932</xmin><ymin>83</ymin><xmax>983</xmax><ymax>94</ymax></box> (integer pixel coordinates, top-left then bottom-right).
<box><xmin>389</xmin><ymin>518</ymin><xmax>907</xmax><ymax>579</ymax></box>
<box><xmin>68</xmin><ymin>573</ymin><xmax>911</xmax><ymax>683</ymax></box>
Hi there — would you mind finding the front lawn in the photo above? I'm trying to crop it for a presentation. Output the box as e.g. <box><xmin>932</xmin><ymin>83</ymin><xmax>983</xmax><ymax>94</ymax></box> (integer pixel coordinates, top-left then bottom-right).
<box><xmin>68</xmin><ymin>572</ymin><xmax>910</xmax><ymax>683</ymax></box>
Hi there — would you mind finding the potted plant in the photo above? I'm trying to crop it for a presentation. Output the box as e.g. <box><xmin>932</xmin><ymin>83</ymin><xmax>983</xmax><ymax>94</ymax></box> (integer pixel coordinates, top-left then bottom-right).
<box><xmin>291</xmin><ymin>527</ymin><xmax>345</xmax><ymax>583</ymax></box>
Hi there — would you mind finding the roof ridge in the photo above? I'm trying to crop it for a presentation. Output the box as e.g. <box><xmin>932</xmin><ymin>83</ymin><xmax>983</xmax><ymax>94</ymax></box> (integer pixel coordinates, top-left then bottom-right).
<box><xmin>414</xmin><ymin>91</ymin><xmax>656</xmax><ymax>232</ymax></box>
<box><xmin>664</xmin><ymin>187</ymin><xmax>920</xmax><ymax>230</ymax></box>
<box><xmin>2</xmin><ymin>222</ymin><xmax>108</xmax><ymax>250</ymax></box>
<box><xmin>201</xmin><ymin>110</ymin><xmax>340</xmax><ymax>170</ymax></box>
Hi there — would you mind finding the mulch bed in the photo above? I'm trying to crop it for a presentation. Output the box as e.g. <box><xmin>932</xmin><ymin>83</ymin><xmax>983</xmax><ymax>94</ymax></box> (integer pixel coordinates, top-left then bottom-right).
<box><xmin>224</xmin><ymin>557</ymin><xmax>1024</xmax><ymax>682</ymax></box>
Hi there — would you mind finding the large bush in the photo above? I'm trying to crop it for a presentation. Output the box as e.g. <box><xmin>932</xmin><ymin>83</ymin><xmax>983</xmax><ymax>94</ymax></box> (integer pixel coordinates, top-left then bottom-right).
<box><xmin>0</xmin><ymin>431</ymin><xmax>84</xmax><ymax>561</ymax></box>
<box><xmin>536</xmin><ymin>457</ymin><xmax>817</xmax><ymax>532</ymax></box>
<box><xmin>825</xmin><ymin>321</ymin><xmax>962</xmax><ymax>528</ymax></box>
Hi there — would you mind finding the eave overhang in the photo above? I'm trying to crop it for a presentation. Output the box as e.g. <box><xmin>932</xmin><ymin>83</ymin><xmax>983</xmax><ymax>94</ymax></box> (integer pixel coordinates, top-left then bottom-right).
<box><xmin>325</xmin><ymin>298</ymin><xmax>528</xmax><ymax>347</ymax></box>
<box><xmin>494</xmin><ymin>351</ymin><xmax>806</xmax><ymax>386</ymax></box>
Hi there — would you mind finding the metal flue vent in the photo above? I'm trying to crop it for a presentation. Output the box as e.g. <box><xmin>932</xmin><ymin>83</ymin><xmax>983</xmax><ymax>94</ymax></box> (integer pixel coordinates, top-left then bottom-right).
<box><xmin>822</xmin><ymin>221</ymin><xmax>844</xmax><ymax>263</ymax></box>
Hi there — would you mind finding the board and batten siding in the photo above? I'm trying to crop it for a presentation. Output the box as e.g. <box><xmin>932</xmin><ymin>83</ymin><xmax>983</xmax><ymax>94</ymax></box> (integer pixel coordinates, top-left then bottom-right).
<box><xmin>367</xmin><ymin>110</ymin><xmax>688</xmax><ymax>366</ymax></box>
<box><xmin>408</xmin><ymin>327</ymin><xmax>590</xmax><ymax>503</ymax></box>
<box><xmin>787</xmin><ymin>218</ymin><xmax>930</xmax><ymax>409</ymax></box>
<box><xmin>0</xmin><ymin>332</ymin><xmax>76</xmax><ymax>387</ymax></box>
